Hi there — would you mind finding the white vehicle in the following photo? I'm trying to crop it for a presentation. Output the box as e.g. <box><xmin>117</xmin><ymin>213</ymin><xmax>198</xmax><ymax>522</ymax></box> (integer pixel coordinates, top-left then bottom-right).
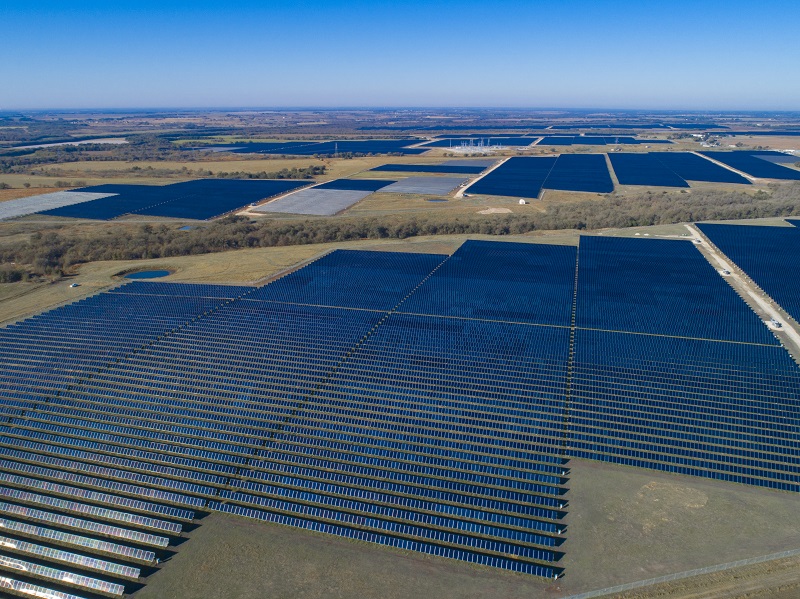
<box><xmin>70</xmin><ymin>283</ymin><xmax>80</xmax><ymax>288</ymax></box>
<box><xmin>770</xmin><ymin>319</ymin><xmax>782</xmax><ymax>329</ymax></box>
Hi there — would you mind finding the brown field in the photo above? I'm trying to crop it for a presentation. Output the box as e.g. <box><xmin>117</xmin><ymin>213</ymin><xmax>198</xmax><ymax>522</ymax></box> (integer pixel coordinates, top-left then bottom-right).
<box><xmin>132</xmin><ymin>458</ymin><xmax>800</xmax><ymax>599</ymax></box>
<box><xmin>0</xmin><ymin>186</ymin><xmax>59</xmax><ymax>202</ymax></box>
<box><xmin>720</xmin><ymin>135</ymin><xmax>800</xmax><ymax>151</ymax></box>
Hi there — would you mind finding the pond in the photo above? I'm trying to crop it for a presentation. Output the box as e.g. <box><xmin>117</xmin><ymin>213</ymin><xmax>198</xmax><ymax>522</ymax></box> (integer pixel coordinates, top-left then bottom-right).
<box><xmin>124</xmin><ymin>270</ymin><xmax>171</xmax><ymax>280</ymax></box>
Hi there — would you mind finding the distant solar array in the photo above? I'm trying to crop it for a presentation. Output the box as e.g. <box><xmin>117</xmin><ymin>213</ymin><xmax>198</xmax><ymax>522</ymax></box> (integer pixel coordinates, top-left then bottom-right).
<box><xmin>608</xmin><ymin>152</ymin><xmax>752</xmax><ymax>187</ymax></box>
<box><xmin>213</xmin><ymin>139</ymin><xmax>428</xmax><ymax>156</ymax></box>
<box><xmin>701</xmin><ymin>151</ymin><xmax>800</xmax><ymax>180</ymax></box>
<box><xmin>465</xmin><ymin>155</ymin><xmax>613</xmax><ymax>198</ymax></box>
<box><xmin>538</xmin><ymin>136</ymin><xmax>671</xmax><ymax>146</ymax></box>
<box><xmin>420</xmin><ymin>137</ymin><xmax>538</xmax><ymax>148</ymax></box>
<box><xmin>37</xmin><ymin>179</ymin><xmax>310</xmax><ymax>221</ymax></box>
<box><xmin>379</xmin><ymin>176</ymin><xmax>468</xmax><ymax>195</ymax></box>
<box><xmin>549</xmin><ymin>123</ymin><xmax>727</xmax><ymax>130</ymax></box>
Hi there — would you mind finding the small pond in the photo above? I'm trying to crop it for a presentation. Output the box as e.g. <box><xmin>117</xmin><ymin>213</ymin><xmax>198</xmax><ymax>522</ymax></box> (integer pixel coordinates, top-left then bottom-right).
<box><xmin>124</xmin><ymin>270</ymin><xmax>171</xmax><ymax>280</ymax></box>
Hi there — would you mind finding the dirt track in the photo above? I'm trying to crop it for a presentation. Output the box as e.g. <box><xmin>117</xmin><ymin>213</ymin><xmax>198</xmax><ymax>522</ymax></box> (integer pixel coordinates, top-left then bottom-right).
<box><xmin>609</xmin><ymin>555</ymin><xmax>800</xmax><ymax>599</ymax></box>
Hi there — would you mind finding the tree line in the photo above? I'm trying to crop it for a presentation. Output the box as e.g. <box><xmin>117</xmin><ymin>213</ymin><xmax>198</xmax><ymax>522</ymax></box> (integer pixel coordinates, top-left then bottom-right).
<box><xmin>2</xmin><ymin>184</ymin><xmax>798</xmax><ymax>282</ymax></box>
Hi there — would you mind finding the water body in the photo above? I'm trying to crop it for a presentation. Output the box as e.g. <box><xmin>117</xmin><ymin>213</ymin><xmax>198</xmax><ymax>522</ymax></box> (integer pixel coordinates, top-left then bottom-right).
<box><xmin>124</xmin><ymin>270</ymin><xmax>171</xmax><ymax>279</ymax></box>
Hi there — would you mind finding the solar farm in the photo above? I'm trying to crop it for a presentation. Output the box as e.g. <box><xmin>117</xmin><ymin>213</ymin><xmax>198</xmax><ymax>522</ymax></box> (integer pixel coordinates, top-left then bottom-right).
<box><xmin>2</xmin><ymin>225</ymin><xmax>800</xmax><ymax>598</ymax></box>
<box><xmin>3</xmin><ymin>106</ymin><xmax>800</xmax><ymax>598</ymax></box>
<box><xmin>463</xmin><ymin>151</ymin><xmax>800</xmax><ymax>199</ymax></box>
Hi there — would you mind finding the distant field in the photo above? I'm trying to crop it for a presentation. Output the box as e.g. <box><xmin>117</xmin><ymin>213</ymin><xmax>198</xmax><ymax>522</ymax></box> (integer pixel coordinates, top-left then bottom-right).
<box><xmin>717</xmin><ymin>135</ymin><xmax>800</xmax><ymax>151</ymax></box>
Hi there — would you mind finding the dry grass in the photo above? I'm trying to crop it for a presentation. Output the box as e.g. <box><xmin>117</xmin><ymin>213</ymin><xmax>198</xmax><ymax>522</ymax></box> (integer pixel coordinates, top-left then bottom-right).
<box><xmin>720</xmin><ymin>136</ymin><xmax>800</xmax><ymax>151</ymax></box>
<box><xmin>0</xmin><ymin>187</ymin><xmax>58</xmax><ymax>202</ymax></box>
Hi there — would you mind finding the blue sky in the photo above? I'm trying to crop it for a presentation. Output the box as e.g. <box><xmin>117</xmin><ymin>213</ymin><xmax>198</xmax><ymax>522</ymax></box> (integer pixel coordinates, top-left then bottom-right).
<box><xmin>2</xmin><ymin>0</ymin><xmax>799</xmax><ymax>110</ymax></box>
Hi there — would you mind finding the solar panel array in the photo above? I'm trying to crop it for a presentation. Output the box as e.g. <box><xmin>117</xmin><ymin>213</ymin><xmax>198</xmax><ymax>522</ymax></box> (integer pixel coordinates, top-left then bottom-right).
<box><xmin>608</xmin><ymin>153</ymin><xmax>691</xmax><ymax>187</ymax></box>
<box><xmin>538</xmin><ymin>136</ymin><xmax>671</xmax><ymax>146</ymax></box>
<box><xmin>0</xmin><ymin>191</ymin><xmax>118</xmax><ymax>222</ymax></box>
<box><xmin>313</xmin><ymin>179</ymin><xmax>397</xmax><ymax>191</ymax></box>
<box><xmin>0</xmin><ymin>284</ymin><xmax>225</xmax><ymax>596</ymax></box>
<box><xmin>0</xmin><ymin>249</ymin><xmax>571</xmax><ymax>582</ymax></box>
<box><xmin>379</xmin><ymin>177</ymin><xmax>469</xmax><ymax>195</ymax></box>
<box><xmin>420</xmin><ymin>137</ymin><xmax>537</xmax><ymax>148</ymax></box>
<box><xmin>608</xmin><ymin>152</ymin><xmax>752</xmax><ymax>187</ymax></box>
<box><xmin>541</xmin><ymin>154</ymin><xmax>614</xmax><ymax>193</ymax></box>
<box><xmin>222</xmin><ymin>140</ymin><xmax>427</xmax><ymax>156</ymax></box>
<box><xmin>37</xmin><ymin>179</ymin><xmax>310</xmax><ymax>221</ymax></box>
<box><xmin>250</xmin><ymin>179</ymin><xmax>399</xmax><ymax>216</ymax></box>
<box><xmin>700</xmin><ymin>151</ymin><xmax>800</xmax><ymax>180</ymax></box>
<box><xmin>697</xmin><ymin>223</ymin><xmax>800</xmax><ymax>325</ymax></box>
<box><xmin>466</xmin><ymin>157</ymin><xmax>557</xmax><ymax>198</ymax></box>
<box><xmin>465</xmin><ymin>155</ymin><xmax>613</xmax><ymax>198</ymax></box>
<box><xmin>253</xmin><ymin>188</ymin><xmax>374</xmax><ymax>216</ymax></box>
<box><xmin>549</xmin><ymin>123</ymin><xmax>725</xmax><ymax>130</ymax></box>
<box><xmin>570</xmin><ymin>236</ymin><xmax>800</xmax><ymax>491</ymax></box>
<box><xmin>2</xmin><ymin>236</ymin><xmax>799</xmax><ymax>589</ymax></box>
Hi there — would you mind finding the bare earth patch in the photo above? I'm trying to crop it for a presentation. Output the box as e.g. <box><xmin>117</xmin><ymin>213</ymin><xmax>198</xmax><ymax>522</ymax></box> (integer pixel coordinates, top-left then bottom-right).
<box><xmin>478</xmin><ymin>207</ymin><xmax>513</xmax><ymax>214</ymax></box>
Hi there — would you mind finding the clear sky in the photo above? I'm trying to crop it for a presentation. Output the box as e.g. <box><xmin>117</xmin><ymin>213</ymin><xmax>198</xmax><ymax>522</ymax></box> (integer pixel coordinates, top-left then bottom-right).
<box><xmin>2</xmin><ymin>0</ymin><xmax>799</xmax><ymax>110</ymax></box>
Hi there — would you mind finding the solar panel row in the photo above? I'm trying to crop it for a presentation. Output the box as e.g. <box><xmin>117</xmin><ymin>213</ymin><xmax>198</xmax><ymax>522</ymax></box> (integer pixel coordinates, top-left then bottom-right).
<box><xmin>538</xmin><ymin>136</ymin><xmax>671</xmax><ymax>146</ymax></box>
